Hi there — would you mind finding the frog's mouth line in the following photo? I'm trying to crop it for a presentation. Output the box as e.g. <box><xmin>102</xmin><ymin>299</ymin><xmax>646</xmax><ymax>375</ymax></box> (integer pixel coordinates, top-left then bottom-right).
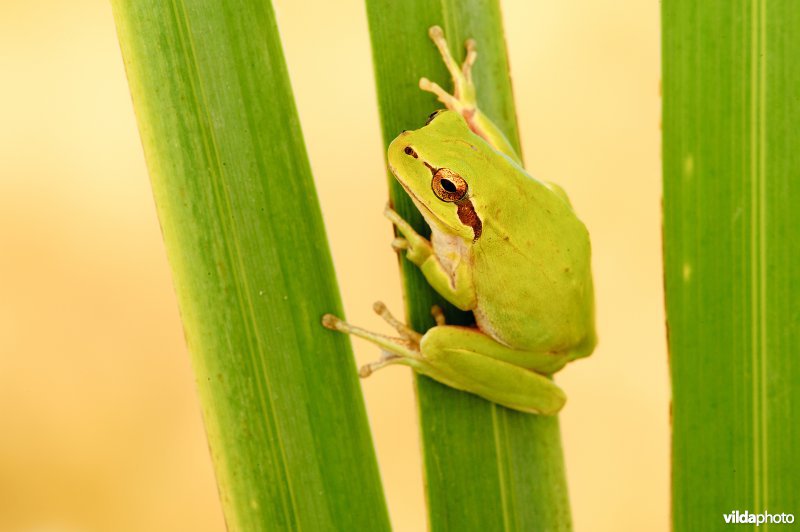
<box><xmin>388</xmin><ymin>162</ymin><xmax>483</xmax><ymax>242</ymax></box>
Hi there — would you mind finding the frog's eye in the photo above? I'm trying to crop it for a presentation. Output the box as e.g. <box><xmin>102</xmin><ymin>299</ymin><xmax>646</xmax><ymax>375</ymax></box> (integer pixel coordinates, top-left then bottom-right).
<box><xmin>404</xmin><ymin>146</ymin><xmax>418</xmax><ymax>158</ymax></box>
<box><xmin>425</xmin><ymin>109</ymin><xmax>445</xmax><ymax>125</ymax></box>
<box><xmin>432</xmin><ymin>168</ymin><xmax>468</xmax><ymax>202</ymax></box>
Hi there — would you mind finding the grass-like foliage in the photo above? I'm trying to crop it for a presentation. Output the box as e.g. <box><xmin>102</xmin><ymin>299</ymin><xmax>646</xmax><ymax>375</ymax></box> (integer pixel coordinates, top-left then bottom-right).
<box><xmin>111</xmin><ymin>1</ymin><xmax>390</xmax><ymax>530</ymax></box>
<box><xmin>663</xmin><ymin>2</ymin><xmax>800</xmax><ymax>529</ymax></box>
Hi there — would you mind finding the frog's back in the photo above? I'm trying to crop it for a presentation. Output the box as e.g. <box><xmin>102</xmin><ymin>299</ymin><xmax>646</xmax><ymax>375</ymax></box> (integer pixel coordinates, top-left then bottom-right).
<box><xmin>470</xmin><ymin>171</ymin><xmax>596</xmax><ymax>357</ymax></box>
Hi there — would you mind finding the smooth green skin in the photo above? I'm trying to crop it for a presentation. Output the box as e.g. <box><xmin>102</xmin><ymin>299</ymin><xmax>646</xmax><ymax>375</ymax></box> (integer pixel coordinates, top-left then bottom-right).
<box><xmin>381</xmin><ymin>109</ymin><xmax>596</xmax><ymax>415</ymax></box>
<box><xmin>327</xmin><ymin>28</ymin><xmax>596</xmax><ymax>415</ymax></box>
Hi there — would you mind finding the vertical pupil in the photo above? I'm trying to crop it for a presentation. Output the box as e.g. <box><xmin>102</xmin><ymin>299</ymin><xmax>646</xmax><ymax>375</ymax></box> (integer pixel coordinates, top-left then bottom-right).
<box><xmin>441</xmin><ymin>179</ymin><xmax>457</xmax><ymax>192</ymax></box>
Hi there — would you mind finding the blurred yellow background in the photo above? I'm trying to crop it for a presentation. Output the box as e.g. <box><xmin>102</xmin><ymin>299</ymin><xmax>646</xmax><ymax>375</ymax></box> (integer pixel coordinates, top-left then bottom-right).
<box><xmin>0</xmin><ymin>1</ymin><xmax>665</xmax><ymax>531</ymax></box>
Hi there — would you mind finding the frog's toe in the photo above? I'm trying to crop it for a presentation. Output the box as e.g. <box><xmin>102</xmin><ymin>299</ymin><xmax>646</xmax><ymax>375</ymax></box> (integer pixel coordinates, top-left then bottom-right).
<box><xmin>431</xmin><ymin>305</ymin><xmax>446</xmax><ymax>326</ymax></box>
<box><xmin>321</xmin><ymin>313</ymin><xmax>343</xmax><ymax>330</ymax></box>
<box><xmin>359</xmin><ymin>351</ymin><xmax>403</xmax><ymax>378</ymax></box>
<box><xmin>383</xmin><ymin>203</ymin><xmax>397</xmax><ymax>217</ymax></box>
<box><xmin>373</xmin><ymin>301</ymin><xmax>423</xmax><ymax>343</ymax></box>
<box><xmin>390</xmin><ymin>237</ymin><xmax>408</xmax><ymax>252</ymax></box>
<box><xmin>419</xmin><ymin>77</ymin><xmax>461</xmax><ymax>111</ymax></box>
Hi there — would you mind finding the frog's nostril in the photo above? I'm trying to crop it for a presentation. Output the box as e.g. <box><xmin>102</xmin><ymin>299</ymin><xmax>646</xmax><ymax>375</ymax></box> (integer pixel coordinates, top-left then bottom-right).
<box><xmin>404</xmin><ymin>146</ymin><xmax>418</xmax><ymax>158</ymax></box>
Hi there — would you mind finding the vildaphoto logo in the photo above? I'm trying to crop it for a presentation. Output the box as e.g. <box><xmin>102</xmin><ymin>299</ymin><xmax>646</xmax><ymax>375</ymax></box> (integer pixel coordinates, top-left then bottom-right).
<box><xmin>723</xmin><ymin>510</ymin><xmax>795</xmax><ymax>526</ymax></box>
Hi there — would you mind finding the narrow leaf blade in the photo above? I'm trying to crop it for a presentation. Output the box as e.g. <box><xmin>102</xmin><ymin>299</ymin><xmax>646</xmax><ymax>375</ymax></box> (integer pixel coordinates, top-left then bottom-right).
<box><xmin>663</xmin><ymin>1</ymin><xmax>800</xmax><ymax>529</ymax></box>
<box><xmin>111</xmin><ymin>1</ymin><xmax>390</xmax><ymax>530</ymax></box>
<box><xmin>366</xmin><ymin>1</ymin><xmax>572</xmax><ymax>530</ymax></box>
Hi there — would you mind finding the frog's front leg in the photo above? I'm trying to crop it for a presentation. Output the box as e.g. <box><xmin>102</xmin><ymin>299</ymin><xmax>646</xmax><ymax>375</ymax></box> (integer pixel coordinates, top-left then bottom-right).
<box><xmin>322</xmin><ymin>304</ymin><xmax>567</xmax><ymax>415</ymax></box>
<box><xmin>385</xmin><ymin>206</ymin><xmax>476</xmax><ymax>311</ymax></box>
<box><xmin>420</xmin><ymin>26</ymin><xmax>522</xmax><ymax>165</ymax></box>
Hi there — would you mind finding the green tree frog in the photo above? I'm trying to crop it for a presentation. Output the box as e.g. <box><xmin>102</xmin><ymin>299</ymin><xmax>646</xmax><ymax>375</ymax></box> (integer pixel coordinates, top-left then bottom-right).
<box><xmin>323</xmin><ymin>26</ymin><xmax>596</xmax><ymax>415</ymax></box>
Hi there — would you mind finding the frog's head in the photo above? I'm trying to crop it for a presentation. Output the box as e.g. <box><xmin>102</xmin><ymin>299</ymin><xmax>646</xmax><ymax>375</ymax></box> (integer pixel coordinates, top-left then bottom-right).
<box><xmin>387</xmin><ymin>110</ymin><xmax>485</xmax><ymax>242</ymax></box>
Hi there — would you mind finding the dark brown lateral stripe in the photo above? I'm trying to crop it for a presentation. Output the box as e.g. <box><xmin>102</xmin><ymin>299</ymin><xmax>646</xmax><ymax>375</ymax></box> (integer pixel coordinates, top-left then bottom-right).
<box><xmin>456</xmin><ymin>199</ymin><xmax>482</xmax><ymax>241</ymax></box>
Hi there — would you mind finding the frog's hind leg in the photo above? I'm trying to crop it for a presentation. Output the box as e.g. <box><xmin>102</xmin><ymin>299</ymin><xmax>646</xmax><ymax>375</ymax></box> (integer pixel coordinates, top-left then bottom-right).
<box><xmin>322</xmin><ymin>311</ymin><xmax>414</xmax><ymax>377</ymax></box>
<box><xmin>322</xmin><ymin>302</ymin><xmax>441</xmax><ymax>378</ymax></box>
<box><xmin>418</xmin><ymin>325</ymin><xmax>568</xmax><ymax>415</ymax></box>
<box><xmin>420</xmin><ymin>26</ymin><xmax>521</xmax><ymax>165</ymax></box>
<box><xmin>323</xmin><ymin>304</ymin><xmax>568</xmax><ymax>415</ymax></box>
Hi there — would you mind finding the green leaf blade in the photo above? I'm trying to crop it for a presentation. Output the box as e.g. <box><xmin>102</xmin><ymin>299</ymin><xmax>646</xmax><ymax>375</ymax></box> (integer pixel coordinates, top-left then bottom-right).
<box><xmin>366</xmin><ymin>1</ymin><xmax>571</xmax><ymax>530</ymax></box>
<box><xmin>663</xmin><ymin>1</ymin><xmax>800</xmax><ymax>529</ymax></box>
<box><xmin>111</xmin><ymin>1</ymin><xmax>390</xmax><ymax>530</ymax></box>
